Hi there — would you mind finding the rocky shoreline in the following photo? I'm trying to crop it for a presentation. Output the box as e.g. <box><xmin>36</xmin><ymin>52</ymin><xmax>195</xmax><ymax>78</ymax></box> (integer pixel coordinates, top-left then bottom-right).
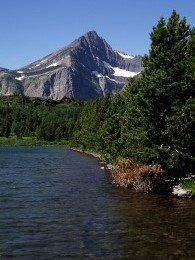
<box><xmin>72</xmin><ymin>148</ymin><xmax>194</xmax><ymax>199</ymax></box>
<box><xmin>71</xmin><ymin>147</ymin><xmax>101</xmax><ymax>159</ymax></box>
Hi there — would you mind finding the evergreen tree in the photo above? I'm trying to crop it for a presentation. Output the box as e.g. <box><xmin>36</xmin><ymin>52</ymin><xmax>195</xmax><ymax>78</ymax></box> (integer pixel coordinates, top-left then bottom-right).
<box><xmin>98</xmin><ymin>93</ymin><xmax>125</xmax><ymax>158</ymax></box>
<box><xmin>125</xmin><ymin>10</ymin><xmax>195</xmax><ymax>175</ymax></box>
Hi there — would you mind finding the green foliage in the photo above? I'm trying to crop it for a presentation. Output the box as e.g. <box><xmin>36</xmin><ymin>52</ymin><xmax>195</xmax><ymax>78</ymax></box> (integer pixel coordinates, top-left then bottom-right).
<box><xmin>180</xmin><ymin>179</ymin><xmax>195</xmax><ymax>193</ymax></box>
<box><xmin>122</xmin><ymin>10</ymin><xmax>195</xmax><ymax>176</ymax></box>
<box><xmin>97</xmin><ymin>93</ymin><xmax>126</xmax><ymax>158</ymax></box>
<box><xmin>0</xmin><ymin>95</ymin><xmax>82</xmax><ymax>142</ymax></box>
<box><xmin>71</xmin><ymin>96</ymin><xmax>111</xmax><ymax>151</ymax></box>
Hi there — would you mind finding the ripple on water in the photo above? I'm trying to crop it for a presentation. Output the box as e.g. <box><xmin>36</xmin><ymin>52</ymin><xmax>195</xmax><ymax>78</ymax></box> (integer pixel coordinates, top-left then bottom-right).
<box><xmin>0</xmin><ymin>146</ymin><xmax>195</xmax><ymax>259</ymax></box>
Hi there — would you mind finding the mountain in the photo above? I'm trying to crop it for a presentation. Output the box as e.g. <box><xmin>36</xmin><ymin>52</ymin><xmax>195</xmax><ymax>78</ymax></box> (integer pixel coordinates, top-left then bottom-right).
<box><xmin>0</xmin><ymin>31</ymin><xmax>142</xmax><ymax>100</ymax></box>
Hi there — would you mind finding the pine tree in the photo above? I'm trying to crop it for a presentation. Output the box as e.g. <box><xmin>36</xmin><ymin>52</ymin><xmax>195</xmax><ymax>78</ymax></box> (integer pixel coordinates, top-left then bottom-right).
<box><xmin>125</xmin><ymin>10</ymin><xmax>195</xmax><ymax>175</ymax></box>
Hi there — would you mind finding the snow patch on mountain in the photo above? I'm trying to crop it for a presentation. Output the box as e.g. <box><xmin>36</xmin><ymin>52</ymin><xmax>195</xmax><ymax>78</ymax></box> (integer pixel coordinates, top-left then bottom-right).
<box><xmin>30</xmin><ymin>59</ymin><xmax>49</xmax><ymax>69</ymax></box>
<box><xmin>113</xmin><ymin>67</ymin><xmax>140</xmax><ymax>77</ymax></box>
<box><xmin>105</xmin><ymin>75</ymin><xmax>116</xmax><ymax>82</ymax></box>
<box><xmin>103</xmin><ymin>61</ymin><xmax>140</xmax><ymax>78</ymax></box>
<box><xmin>92</xmin><ymin>71</ymin><xmax>103</xmax><ymax>78</ymax></box>
<box><xmin>15</xmin><ymin>75</ymin><xmax>25</xmax><ymax>81</ymax></box>
<box><xmin>31</xmin><ymin>63</ymin><xmax>41</xmax><ymax>69</ymax></box>
<box><xmin>117</xmin><ymin>51</ymin><xmax>134</xmax><ymax>59</ymax></box>
<box><xmin>93</xmin><ymin>71</ymin><xmax>117</xmax><ymax>82</ymax></box>
<box><xmin>46</xmin><ymin>62</ymin><xmax>58</xmax><ymax>68</ymax></box>
<box><xmin>40</xmin><ymin>58</ymin><xmax>48</xmax><ymax>63</ymax></box>
<box><xmin>103</xmin><ymin>61</ymin><xmax>112</xmax><ymax>68</ymax></box>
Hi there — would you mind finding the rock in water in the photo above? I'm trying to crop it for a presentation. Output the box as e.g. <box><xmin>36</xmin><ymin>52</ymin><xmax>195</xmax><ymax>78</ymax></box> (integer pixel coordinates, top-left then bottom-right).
<box><xmin>172</xmin><ymin>185</ymin><xmax>194</xmax><ymax>198</ymax></box>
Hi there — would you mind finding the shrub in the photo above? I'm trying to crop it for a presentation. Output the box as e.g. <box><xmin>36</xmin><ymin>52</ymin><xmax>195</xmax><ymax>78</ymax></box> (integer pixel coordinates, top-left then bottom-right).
<box><xmin>110</xmin><ymin>159</ymin><xmax>171</xmax><ymax>194</ymax></box>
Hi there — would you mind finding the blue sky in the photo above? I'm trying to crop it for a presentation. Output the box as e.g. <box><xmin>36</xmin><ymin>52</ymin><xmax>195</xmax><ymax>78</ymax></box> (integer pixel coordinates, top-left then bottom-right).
<box><xmin>1</xmin><ymin>0</ymin><xmax>195</xmax><ymax>69</ymax></box>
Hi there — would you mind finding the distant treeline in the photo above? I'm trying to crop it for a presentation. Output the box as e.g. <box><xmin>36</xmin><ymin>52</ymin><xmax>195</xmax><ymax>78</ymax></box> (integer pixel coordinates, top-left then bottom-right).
<box><xmin>0</xmin><ymin>11</ymin><xmax>194</xmax><ymax>177</ymax></box>
<box><xmin>0</xmin><ymin>95</ymin><xmax>82</xmax><ymax>142</ymax></box>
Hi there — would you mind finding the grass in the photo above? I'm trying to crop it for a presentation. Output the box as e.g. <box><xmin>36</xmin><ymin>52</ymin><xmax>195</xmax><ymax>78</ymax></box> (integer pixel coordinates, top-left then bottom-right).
<box><xmin>0</xmin><ymin>136</ymin><xmax>68</xmax><ymax>146</ymax></box>
<box><xmin>180</xmin><ymin>179</ymin><xmax>195</xmax><ymax>194</ymax></box>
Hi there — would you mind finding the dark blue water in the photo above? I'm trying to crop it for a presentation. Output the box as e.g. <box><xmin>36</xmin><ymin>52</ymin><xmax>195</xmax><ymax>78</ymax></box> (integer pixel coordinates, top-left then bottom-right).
<box><xmin>0</xmin><ymin>146</ymin><xmax>195</xmax><ymax>259</ymax></box>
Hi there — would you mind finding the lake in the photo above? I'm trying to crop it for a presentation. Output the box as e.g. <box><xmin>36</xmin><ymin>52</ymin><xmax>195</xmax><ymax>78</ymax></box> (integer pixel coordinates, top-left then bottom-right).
<box><xmin>0</xmin><ymin>146</ymin><xmax>195</xmax><ymax>259</ymax></box>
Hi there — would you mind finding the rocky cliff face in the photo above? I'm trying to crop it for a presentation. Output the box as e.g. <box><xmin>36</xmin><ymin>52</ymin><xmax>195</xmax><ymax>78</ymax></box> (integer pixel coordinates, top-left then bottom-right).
<box><xmin>0</xmin><ymin>31</ymin><xmax>142</xmax><ymax>100</ymax></box>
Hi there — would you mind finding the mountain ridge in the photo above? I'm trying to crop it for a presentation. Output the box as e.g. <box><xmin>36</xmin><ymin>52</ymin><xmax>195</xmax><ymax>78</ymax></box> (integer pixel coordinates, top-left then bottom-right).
<box><xmin>0</xmin><ymin>31</ymin><xmax>142</xmax><ymax>100</ymax></box>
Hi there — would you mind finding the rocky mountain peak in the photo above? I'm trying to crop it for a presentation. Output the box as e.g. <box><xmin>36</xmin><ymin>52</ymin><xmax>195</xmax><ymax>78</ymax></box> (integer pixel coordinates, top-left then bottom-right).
<box><xmin>0</xmin><ymin>31</ymin><xmax>143</xmax><ymax>100</ymax></box>
<box><xmin>70</xmin><ymin>30</ymin><xmax>112</xmax><ymax>59</ymax></box>
<box><xmin>82</xmin><ymin>30</ymin><xmax>99</xmax><ymax>41</ymax></box>
<box><xmin>74</xmin><ymin>30</ymin><xmax>103</xmax><ymax>45</ymax></box>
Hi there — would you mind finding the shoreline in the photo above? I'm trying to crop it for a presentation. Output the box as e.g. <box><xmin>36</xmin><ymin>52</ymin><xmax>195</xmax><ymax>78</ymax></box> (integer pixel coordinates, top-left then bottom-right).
<box><xmin>0</xmin><ymin>136</ymin><xmax>68</xmax><ymax>146</ymax></box>
<box><xmin>1</xmin><ymin>141</ymin><xmax>194</xmax><ymax>199</ymax></box>
<box><xmin>71</xmin><ymin>148</ymin><xmax>194</xmax><ymax>199</ymax></box>
<box><xmin>70</xmin><ymin>147</ymin><xmax>102</xmax><ymax>159</ymax></box>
